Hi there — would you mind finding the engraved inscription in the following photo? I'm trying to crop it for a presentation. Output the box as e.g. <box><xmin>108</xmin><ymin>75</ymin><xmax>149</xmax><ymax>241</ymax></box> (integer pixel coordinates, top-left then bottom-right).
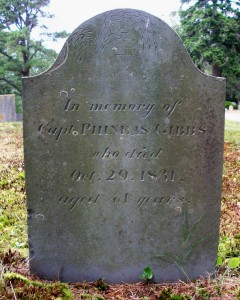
<box><xmin>58</xmin><ymin>192</ymin><xmax>186</xmax><ymax>211</ymax></box>
<box><xmin>89</xmin><ymin>103</ymin><xmax>155</xmax><ymax>118</ymax></box>
<box><xmin>60</xmin><ymin>88</ymin><xmax>80</xmax><ymax>113</ymax></box>
<box><xmin>38</xmin><ymin>123</ymin><xmax>74</xmax><ymax>141</ymax></box>
<box><xmin>58</xmin><ymin>88</ymin><xmax>184</xmax><ymax>119</ymax></box>
<box><xmin>58</xmin><ymin>85</ymin><xmax>186</xmax><ymax>119</ymax></box>
<box><xmin>38</xmin><ymin>123</ymin><xmax>207</xmax><ymax>140</ymax></box>
<box><xmin>140</xmin><ymin>170</ymin><xmax>175</xmax><ymax>182</ymax></box>
<box><xmin>136</xmin><ymin>195</ymin><xmax>185</xmax><ymax>209</ymax></box>
<box><xmin>154</xmin><ymin>125</ymin><xmax>207</xmax><ymax>136</ymax></box>
<box><xmin>59</xmin><ymin>194</ymin><xmax>100</xmax><ymax>211</ymax></box>
<box><xmin>92</xmin><ymin>147</ymin><xmax>120</xmax><ymax>159</ymax></box>
<box><xmin>71</xmin><ymin>169</ymin><xmax>177</xmax><ymax>183</ymax></box>
<box><xmin>111</xmin><ymin>192</ymin><xmax>129</xmax><ymax>204</ymax></box>
<box><xmin>125</xmin><ymin>148</ymin><xmax>162</xmax><ymax>159</ymax></box>
<box><xmin>163</xmin><ymin>100</ymin><xmax>182</xmax><ymax>117</ymax></box>
<box><xmin>92</xmin><ymin>147</ymin><xmax>163</xmax><ymax>160</ymax></box>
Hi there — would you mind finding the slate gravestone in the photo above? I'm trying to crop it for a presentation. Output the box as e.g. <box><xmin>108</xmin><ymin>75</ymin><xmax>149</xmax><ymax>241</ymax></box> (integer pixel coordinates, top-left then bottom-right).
<box><xmin>0</xmin><ymin>94</ymin><xmax>22</xmax><ymax>122</ymax></box>
<box><xmin>23</xmin><ymin>9</ymin><xmax>225</xmax><ymax>283</ymax></box>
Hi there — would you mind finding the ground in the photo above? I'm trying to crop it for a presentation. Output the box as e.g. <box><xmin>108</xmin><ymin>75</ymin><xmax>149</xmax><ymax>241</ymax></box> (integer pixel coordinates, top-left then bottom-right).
<box><xmin>0</xmin><ymin>121</ymin><xmax>239</xmax><ymax>299</ymax></box>
<box><xmin>0</xmin><ymin>123</ymin><xmax>23</xmax><ymax>166</ymax></box>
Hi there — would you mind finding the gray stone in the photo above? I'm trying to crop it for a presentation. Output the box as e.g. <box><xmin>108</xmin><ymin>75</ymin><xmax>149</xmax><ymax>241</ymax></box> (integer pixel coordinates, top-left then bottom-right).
<box><xmin>0</xmin><ymin>94</ymin><xmax>22</xmax><ymax>122</ymax></box>
<box><xmin>23</xmin><ymin>9</ymin><xmax>225</xmax><ymax>283</ymax></box>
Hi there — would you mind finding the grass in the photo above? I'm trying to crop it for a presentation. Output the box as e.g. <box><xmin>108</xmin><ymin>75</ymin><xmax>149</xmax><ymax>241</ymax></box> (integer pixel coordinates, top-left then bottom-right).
<box><xmin>224</xmin><ymin>120</ymin><xmax>240</xmax><ymax>144</ymax></box>
<box><xmin>225</xmin><ymin>120</ymin><xmax>240</xmax><ymax>131</ymax></box>
<box><xmin>1</xmin><ymin>272</ymin><xmax>73</xmax><ymax>299</ymax></box>
<box><xmin>0</xmin><ymin>121</ymin><xmax>239</xmax><ymax>299</ymax></box>
<box><xmin>0</xmin><ymin>166</ymin><xmax>27</xmax><ymax>257</ymax></box>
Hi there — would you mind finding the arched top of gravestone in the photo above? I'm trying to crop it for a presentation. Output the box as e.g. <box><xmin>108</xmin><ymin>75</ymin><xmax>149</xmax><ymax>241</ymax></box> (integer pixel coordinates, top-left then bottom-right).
<box><xmin>41</xmin><ymin>8</ymin><xmax>224</xmax><ymax>84</ymax></box>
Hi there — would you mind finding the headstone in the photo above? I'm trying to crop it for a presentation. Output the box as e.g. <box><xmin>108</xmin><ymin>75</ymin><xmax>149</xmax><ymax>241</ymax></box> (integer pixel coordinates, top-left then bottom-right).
<box><xmin>0</xmin><ymin>94</ymin><xmax>22</xmax><ymax>122</ymax></box>
<box><xmin>23</xmin><ymin>9</ymin><xmax>225</xmax><ymax>283</ymax></box>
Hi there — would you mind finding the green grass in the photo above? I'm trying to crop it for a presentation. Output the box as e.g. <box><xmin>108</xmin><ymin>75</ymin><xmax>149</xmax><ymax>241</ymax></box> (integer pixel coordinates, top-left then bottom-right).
<box><xmin>0</xmin><ymin>122</ymin><xmax>22</xmax><ymax>130</ymax></box>
<box><xmin>225</xmin><ymin>120</ymin><xmax>240</xmax><ymax>131</ymax></box>
<box><xmin>1</xmin><ymin>272</ymin><xmax>73</xmax><ymax>299</ymax></box>
<box><xmin>0</xmin><ymin>166</ymin><xmax>28</xmax><ymax>257</ymax></box>
<box><xmin>224</xmin><ymin>120</ymin><xmax>240</xmax><ymax>144</ymax></box>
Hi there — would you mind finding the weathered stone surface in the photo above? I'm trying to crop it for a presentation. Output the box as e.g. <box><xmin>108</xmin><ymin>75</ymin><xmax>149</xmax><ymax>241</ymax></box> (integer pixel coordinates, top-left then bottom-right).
<box><xmin>0</xmin><ymin>94</ymin><xmax>22</xmax><ymax>122</ymax></box>
<box><xmin>23</xmin><ymin>9</ymin><xmax>225</xmax><ymax>283</ymax></box>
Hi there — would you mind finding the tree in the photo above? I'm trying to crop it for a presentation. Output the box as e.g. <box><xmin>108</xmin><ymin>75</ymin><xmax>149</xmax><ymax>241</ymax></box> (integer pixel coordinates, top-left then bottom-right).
<box><xmin>179</xmin><ymin>0</ymin><xmax>240</xmax><ymax>101</ymax></box>
<box><xmin>0</xmin><ymin>0</ymin><xmax>68</xmax><ymax>105</ymax></box>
